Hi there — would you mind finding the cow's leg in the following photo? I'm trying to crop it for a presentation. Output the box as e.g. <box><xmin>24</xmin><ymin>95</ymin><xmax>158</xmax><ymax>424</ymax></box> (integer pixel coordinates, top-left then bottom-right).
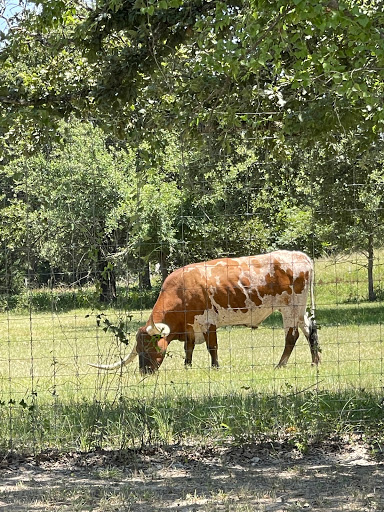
<box><xmin>299</xmin><ymin>312</ymin><xmax>321</xmax><ymax>366</ymax></box>
<box><xmin>276</xmin><ymin>326</ymin><xmax>299</xmax><ymax>368</ymax></box>
<box><xmin>204</xmin><ymin>325</ymin><xmax>219</xmax><ymax>368</ymax></box>
<box><xmin>184</xmin><ymin>337</ymin><xmax>195</xmax><ymax>367</ymax></box>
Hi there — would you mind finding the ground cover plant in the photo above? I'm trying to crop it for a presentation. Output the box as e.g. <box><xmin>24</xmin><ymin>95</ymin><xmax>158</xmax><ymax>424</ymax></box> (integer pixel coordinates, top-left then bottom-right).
<box><xmin>0</xmin><ymin>253</ymin><xmax>383</xmax><ymax>455</ymax></box>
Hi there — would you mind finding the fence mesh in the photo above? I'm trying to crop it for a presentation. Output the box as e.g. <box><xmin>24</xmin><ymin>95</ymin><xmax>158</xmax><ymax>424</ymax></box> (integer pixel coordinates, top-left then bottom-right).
<box><xmin>0</xmin><ymin>128</ymin><xmax>384</xmax><ymax>454</ymax></box>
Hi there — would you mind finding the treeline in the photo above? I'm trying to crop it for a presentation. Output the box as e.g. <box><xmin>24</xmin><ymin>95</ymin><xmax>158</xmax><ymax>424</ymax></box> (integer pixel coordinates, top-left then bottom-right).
<box><xmin>1</xmin><ymin>0</ymin><xmax>384</xmax><ymax>308</ymax></box>
<box><xmin>1</xmin><ymin>121</ymin><xmax>384</xmax><ymax>307</ymax></box>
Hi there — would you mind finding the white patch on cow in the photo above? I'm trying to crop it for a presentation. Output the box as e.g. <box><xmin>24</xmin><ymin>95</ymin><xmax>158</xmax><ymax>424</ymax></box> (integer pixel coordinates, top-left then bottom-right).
<box><xmin>190</xmin><ymin>322</ymin><xmax>209</xmax><ymax>344</ymax></box>
<box><xmin>184</xmin><ymin>260</ymin><xmax>225</xmax><ymax>276</ymax></box>
<box><xmin>300</xmin><ymin>311</ymin><xmax>311</xmax><ymax>338</ymax></box>
<box><xmin>190</xmin><ymin>302</ymin><xmax>274</xmax><ymax>344</ymax></box>
<box><xmin>188</xmin><ymin>251</ymin><xmax>312</xmax><ymax>344</ymax></box>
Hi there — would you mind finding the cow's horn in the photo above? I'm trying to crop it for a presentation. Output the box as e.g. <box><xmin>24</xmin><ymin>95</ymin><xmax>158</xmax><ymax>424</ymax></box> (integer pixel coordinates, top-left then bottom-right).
<box><xmin>88</xmin><ymin>344</ymin><xmax>138</xmax><ymax>371</ymax></box>
<box><xmin>146</xmin><ymin>322</ymin><xmax>170</xmax><ymax>337</ymax></box>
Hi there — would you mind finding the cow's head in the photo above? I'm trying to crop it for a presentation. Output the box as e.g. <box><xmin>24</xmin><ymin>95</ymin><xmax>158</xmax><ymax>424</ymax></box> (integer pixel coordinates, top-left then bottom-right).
<box><xmin>136</xmin><ymin>322</ymin><xmax>170</xmax><ymax>374</ymax></box>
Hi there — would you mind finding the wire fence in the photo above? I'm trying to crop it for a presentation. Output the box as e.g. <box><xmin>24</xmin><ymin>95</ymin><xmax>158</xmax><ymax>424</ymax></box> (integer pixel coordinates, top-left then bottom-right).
<box><xmin>1</xmin><ymin>132</ymin><xmax>384</xmax><ymax>454</ymax></box>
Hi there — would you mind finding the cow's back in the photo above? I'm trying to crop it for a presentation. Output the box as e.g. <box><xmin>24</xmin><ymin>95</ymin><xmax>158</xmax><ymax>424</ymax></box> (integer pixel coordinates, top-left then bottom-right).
<box><xmin>152</xmin><ymin>251</ymin><xmax>313</xmax><ymax>337</ymax></box>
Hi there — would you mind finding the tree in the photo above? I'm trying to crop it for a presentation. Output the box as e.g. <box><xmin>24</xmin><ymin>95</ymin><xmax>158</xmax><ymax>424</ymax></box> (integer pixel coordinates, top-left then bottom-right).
<box><xmin>308</xmin><ymin>138</ymin><xmax>384</xmax><ymax>301</ymax></box>
<box><xmin>1</xmin><ymin>121</ymin><xmax>135</xmax><ymax>301</ymax></box>
<box><xmin>0</xmin><ymin>123</ymin><xmax>195</xmax><ymax>296</ymax></box>
<box><xmin>127</xmin><ymin>143</ymin><xmax>185</xmax><ymax>280</ymax></box>
<box><xmin>0</xmin><ymin>165</ymin><xmax>27</xmax><ymax>298</ymax></box>
<box><xmin>0</xmin><ymin>0</ymin><xmax>383</xmax><ymax>158</ymax></box>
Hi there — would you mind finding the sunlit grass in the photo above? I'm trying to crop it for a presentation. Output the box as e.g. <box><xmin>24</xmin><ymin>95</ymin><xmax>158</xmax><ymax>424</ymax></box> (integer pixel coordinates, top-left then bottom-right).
<box><xmin>315</xmin><ymin>251</ymin><xmax>384</xmax><ymax>305</ymax></box>
<box><xmin>1</xmin><ymin>306</ymin><xmax>383</xmax><ymax>405</ymax></box>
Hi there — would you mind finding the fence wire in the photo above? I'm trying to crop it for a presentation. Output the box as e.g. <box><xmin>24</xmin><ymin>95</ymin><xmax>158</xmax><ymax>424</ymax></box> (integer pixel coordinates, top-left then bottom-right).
<box><xmin>0</xmin><ymin>131</ymin><xmax>383</xmax><ymax>453</ymax></box>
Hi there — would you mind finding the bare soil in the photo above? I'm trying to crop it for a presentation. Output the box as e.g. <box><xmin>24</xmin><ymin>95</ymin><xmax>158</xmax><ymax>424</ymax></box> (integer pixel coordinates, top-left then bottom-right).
<box><xmin>1</xmin><ymin>439</ymin><xmax>383</xmax><ymax>511</ymax></box>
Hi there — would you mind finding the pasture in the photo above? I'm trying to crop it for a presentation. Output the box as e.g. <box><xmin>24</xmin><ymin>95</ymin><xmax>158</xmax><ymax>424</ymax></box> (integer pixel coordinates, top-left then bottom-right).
<box><xmin>0</xmin><ymin>253</ymin><xmax>383</xmax><ymax>455</ymax></box>
<box><xmin>1</xmin><ymin>254</ymin><xmax>384</xmax><ymax>511</ymax></box>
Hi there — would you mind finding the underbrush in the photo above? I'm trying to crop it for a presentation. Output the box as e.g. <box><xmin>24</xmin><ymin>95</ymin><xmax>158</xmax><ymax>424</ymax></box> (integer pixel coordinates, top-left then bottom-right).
<box><xmin>1</xmin><ymin>249</ymin><xmax>384</xmax><ymax>315</ymax></box>
<box><xmin>1</xmin><ymin>389</ymin><xmax>383</xmax><ymax>456</ymax></box>
<box><xmin>0</xmin><ymin>284</ymin><xmax>161</xmax><ymax>313</ymax></box>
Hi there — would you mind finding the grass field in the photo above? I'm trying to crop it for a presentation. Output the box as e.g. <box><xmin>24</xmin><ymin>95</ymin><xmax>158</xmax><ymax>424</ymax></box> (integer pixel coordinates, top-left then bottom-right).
<box><xmin>0</xmin><ymin>252</ymin><xmax>384</xmax><ymax>454</ymax></box>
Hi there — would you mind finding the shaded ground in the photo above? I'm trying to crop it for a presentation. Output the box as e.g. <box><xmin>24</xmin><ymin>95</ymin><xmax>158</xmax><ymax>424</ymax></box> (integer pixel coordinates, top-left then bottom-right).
<box><xmin>1</xmin><ymin>439</ymin><xmax>383</xmax><ymax>511</ymax></box>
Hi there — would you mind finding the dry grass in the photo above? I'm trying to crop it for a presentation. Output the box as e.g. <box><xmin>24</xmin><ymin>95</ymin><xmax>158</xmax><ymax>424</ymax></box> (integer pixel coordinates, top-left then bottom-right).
<box><xmin>1</xmin><ymin>442</ymin><xmax>383</xmax><ymax>512</ymax></box>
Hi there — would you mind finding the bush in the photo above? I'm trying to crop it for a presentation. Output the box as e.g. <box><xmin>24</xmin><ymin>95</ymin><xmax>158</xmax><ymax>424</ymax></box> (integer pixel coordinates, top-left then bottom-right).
<box><xmin>0</xmin><ymin>284</ymin><xmax>161</xmax><ymax>313</ymax></box>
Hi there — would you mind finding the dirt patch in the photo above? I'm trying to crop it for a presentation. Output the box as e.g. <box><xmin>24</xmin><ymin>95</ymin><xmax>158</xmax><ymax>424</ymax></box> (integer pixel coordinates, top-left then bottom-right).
<box><xmin>1</xmin><ymin>440</ymin><xmax>383</xmax><ymax>511</ymax></box>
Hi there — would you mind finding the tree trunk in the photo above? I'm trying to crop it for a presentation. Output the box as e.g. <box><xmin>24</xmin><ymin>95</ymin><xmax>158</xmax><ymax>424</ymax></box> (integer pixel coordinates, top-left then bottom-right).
<box><xmin>159</xmin><ymin>250</ymin><xmax>169</xmax><ymax>282</ymax></box>
<box><xmin>367</xmin><ymin>234</ymin><xmax>376</xmax><ymax>302</ymax></box>
<box><xmin>139</xmin><ymin>260</ymin><xmax>152</xmax><ymax>290</ymax></box>
<box><xmin>97</xmin><ymin>250</ymin><xmax>117</xmax><ymax>303</ymax></box>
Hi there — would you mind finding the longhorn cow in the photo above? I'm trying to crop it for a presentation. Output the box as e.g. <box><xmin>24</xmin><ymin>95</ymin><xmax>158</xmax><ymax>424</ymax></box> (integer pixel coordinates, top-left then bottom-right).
<box><xmin>90</xmin><ymin>250</ymin><xmax>320</xmax><ymax>374</ymax></box>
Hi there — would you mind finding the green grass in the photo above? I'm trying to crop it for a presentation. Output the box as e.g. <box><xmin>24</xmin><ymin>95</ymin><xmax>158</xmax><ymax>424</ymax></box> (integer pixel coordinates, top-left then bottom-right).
<box><xmin>315</xmin><ymin>251</ymin><xmax>384</xmax><ymax>305</ymax></box>
<box><xmin>0</xmin><ymin>307</ymin><xmax>383</xmax><ymax>453</ymax></box>
<box><xmin>1</xmin><ymin>307</ymin><xmax>382</xmax><ymax>400</ymax></box>
<box><xmin>0</xmin><ymin>251</ymin><xmax>384</xmax><ymax>454</ymax></box>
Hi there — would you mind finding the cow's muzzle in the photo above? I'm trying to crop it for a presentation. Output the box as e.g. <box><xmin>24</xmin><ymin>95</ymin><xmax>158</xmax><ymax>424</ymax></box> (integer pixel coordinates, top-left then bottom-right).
<box><xmin>139</xmin><ymin>353</ymin><xmax>159</xmax><ymax>375</ymax></box>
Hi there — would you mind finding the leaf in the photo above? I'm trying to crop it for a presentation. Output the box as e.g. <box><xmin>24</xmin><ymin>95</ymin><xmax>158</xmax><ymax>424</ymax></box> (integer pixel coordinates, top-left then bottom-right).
<box><xmin>357</xmin><ymin>16</ymin><xmax>370</xmax><ymax>28</ymax></box>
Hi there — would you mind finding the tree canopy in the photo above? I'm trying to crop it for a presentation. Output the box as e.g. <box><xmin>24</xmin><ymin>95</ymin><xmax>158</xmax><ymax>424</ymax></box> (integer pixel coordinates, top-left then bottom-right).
<box><xmin>1</xmin><ymin>0</ymin><xmax>384</xmax><ymax>305</ymax></box>
<box><xmin>1</xmin><ymin>0</ymin><xmax>383</xmax><ymax>156</ymax></box>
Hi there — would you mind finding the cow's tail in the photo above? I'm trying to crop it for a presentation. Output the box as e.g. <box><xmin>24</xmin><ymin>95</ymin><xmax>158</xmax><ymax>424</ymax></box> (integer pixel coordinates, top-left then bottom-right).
<box><xmin>308</xmin><ymin>261</ymin><xmax>320</xmax><ymax>364</ymax></box>
<box><xmin>88</xmin><ymin>344</ymin><xmax>138</xmax><ymax>371</ymax></box>
<box><xmin>310</xmin><ymin>261</ymin><xmax>316</xmax><ymax>319</ymax></box>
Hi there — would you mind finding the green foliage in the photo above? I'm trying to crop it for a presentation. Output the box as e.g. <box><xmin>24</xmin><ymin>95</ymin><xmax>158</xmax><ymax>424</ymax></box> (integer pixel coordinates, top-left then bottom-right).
<box><xmin>1</xmin><ymin>0</ymin><xmax>384</xmax><ymax>306</ymax></box>
<box><xmin>0</xmin><ymin>121</ymin><xmax>135</xmax><ymax>301</ymax></box>
<box><xmin>312</xmin><ymin>137</ymin><xmax>384</xmax><ymax>305</ymax></box>
<box><xmin>0</xmin><ymin>287</ymin><xmax>93</xmax><ymax>312</ymax></box>
<box><xmin>2</xmin><ymin>120</ymin><xmax>384</xmax><ymax>302</ymax></box>
<box><xmin>1</xmin><ymin>0</ymin><xmax>383</xmax><ymax>154</ymax></box>
<box><xmin>0</xmin><ymin>284</ymin><xmax>161</xmax><ymax>312</ymax></box>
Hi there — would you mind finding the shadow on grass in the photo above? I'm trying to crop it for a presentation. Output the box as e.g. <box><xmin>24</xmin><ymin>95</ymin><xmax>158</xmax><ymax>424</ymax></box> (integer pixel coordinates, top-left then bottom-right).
<box><xmin>261</xmin><ymin>305</ymin><xmax>383</xmax><ymax>329</ymax></box>
<box><xmin>2</xmin><ymin>437</ymin><xmax>384</xmax><ymax>512</ymax></box>
<box><xmin>315</xmin><ymin>305</ymin><xmax>384</xmax><ymax>326</ymax></box>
